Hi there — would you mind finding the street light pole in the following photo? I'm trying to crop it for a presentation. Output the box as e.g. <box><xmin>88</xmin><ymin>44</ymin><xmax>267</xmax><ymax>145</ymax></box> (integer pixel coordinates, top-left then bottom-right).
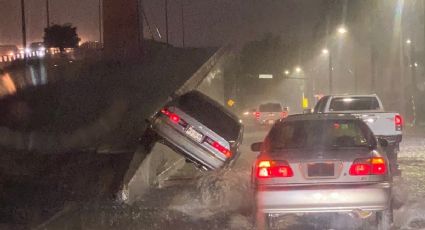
<box><xmin>46</xmin><ymin>0</ymin><xmax>50</xmax><ymax>28</ymax></box>
<box><xmin>328</xmin><ymin>52</ymin><xmax>333</xmax><ymax>94</ymax></box>
<box><xmin>181</xmin><ymin>0</ymin><xmax>185</xmax><ymax>47</ymax></box>
<box><xmin>21</xmin><ymin>0</ymin><xmax>27</xmax><ymax>57</ymax></box>
<box><xmin>98</xmin><ymin>0</ymin><xmax>103</xmax><ymax>44</ymax></box>
<box><xmin>165</xmin><ymin>0</ymin><xmax>169</xmax><ymax>45</ymax></box>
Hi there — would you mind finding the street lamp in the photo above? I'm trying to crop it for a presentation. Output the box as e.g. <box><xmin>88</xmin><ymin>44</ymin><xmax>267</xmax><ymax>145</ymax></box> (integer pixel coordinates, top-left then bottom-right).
<box><xmin>337</xmin><ymin>26</ymin><xmax>347</xmax><ymax>35</ymax></box>
<box><xmin>322</xmin><ymin>48</ymin><xmax>329</xmax><ymax>55</ymax></box>
<box><xmin>406</xmin><ymin>39</ymin><xmax>412</xmax><ymax>44</ymax></box>
<box><xmin>284</xmin><ymin>70</ymin><xmax>290</xmax><ymax>76</ymax></box>
<box><xmin>295</xmin><ymin>66</ymin><xmax>302</xmax><ymax>73</ymax></box>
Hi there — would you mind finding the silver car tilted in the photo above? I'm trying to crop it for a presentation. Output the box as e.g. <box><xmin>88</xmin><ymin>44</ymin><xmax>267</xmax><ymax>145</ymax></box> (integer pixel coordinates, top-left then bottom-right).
<box><xmin>143</xmin><ymin>91</ymin><xmax>243</xmax><ymax>170</ymax></box>
<box><xmin>251</xmin><ymin>114</ymin><xmax>392</xmax><ymax>229</ymax></box>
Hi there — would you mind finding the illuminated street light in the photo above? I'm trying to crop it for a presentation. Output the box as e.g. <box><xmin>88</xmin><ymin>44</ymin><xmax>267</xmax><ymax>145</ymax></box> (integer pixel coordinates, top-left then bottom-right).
<box><xmin>295</xmin><ymin>66</ymin><xmax>302</xmax><ymax>73</ymax></box>
<box><xmin>322</xmin><ymin>48</ymin><xmax>329</xmax><ymax>55</ymax></box>
<box><xmin>337</xmin><ymin>26</ymin><xmax>347</xmax><ymax>35</ymax></box>
<box><xmin>284</xmin><ymin>70</ymin><xmax>290</xmax><ymax>75</ymax></box>
<box><xmin>406</xmin><ymin>39</ymin><xmax>412</xmax><ymax>44</ymax></box>
<box><xmin>414</xmin><ymin>62</ymin><xmax>418</xmax><ymax>67</ymax></box>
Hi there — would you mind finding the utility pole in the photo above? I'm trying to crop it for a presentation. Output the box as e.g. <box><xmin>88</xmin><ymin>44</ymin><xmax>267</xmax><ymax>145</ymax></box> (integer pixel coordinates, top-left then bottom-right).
<box><xmin>181</xmin><ymin>0</ymin><xmax>185</xmax><ymax>47</ymax></box>
<box><xmin>165</xmin><ymin>0</ymin><xmax>169</xmax><ymax>45</ymax></box>
<box><xmin>328</xmin><ymin>52</ymin><xmax>333</xmax><ymax>94</ymax></box>
<box><xmin>46</xmin><ymin>0</ymin><xmax>50</xmax><ymax>28</ymax></box>
<box><xmin>21</xmin><ymin>0</ymin><xmax>27</xmax><ymax>57</ymax></box>
<box><xmin>98</xmin><ymin>0</ymin><xmax>103</xmax><ymax>44</ymax></box>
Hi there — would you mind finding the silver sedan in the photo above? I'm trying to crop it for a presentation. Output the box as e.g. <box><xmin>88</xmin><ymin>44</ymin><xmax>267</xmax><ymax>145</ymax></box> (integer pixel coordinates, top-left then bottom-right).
<box><xmin>251</xmin><ymin>114</ymin><xmax>392</xmax><ymax>230</ymax></box>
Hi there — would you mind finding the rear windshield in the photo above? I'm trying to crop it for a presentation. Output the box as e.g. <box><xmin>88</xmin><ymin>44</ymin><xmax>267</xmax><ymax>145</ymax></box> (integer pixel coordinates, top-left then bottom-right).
<box><xmin>268</xmin><ymin>119</ymin><xmax>375</xmax><ymax>150</ymax></box>
<box><xmin>176</xmin><ymin>92</ymin><xmax>241</xmax><ymax>141</ymax></box>
<box><xmin>329</xmin><ymin>97</ymin><xmax>380</xmax><ymax>111</ymax></box>
<box><xmin>259</xmin><ymin>103</ymin><xmax>282</xmax><ymax>112</ymax></box>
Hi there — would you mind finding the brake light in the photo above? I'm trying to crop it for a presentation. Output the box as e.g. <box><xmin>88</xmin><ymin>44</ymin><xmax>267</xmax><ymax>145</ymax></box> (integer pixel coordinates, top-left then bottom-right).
<box><xmin>161</xmin><ymin>108</ymin><xmax>171</xmax><ymax>116</ymax></box>
<box><xmin>169</xmin><ymin>114</ymin><xmax>180</xmax><ymax>123</ymax></box>
<box><xmin>371</xmin><ymin>157</ymin><xmax>386</xmax><ymax>174</ymax></box>
<box><xmin>256</xmin><ymin>160</ymin><xmax>293</xmax><ymax>178</ymax></box>
<box><xmin>161</xmin><ymin>108</ymin><xmax>185</xmax><ymax>125</ymax></box>
<box><xmin>204</xmin><ymin>137</ymin><xmax>232</xmax><ymax>158</ymax></box>
<box><xmin>395</xmin><ymin>115</ymin><xmax>403</xmax><ymax>131</ymax></box>
<box><xmin>255</xmin><ymin>112</ymin><xmax>260</xmax><ymax>119</ymax></box>
<box><xmin>349</xmin><ymin>157</ymin><xmax>386</xmax><ymax>176</ymax></box>
<box><xmin>212</xmin><ymin>141</ymin><xmax>232</xmax><ymax>158</ymax></box>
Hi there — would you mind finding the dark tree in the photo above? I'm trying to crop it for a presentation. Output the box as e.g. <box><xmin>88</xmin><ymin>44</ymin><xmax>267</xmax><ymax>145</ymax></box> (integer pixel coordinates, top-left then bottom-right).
<box><xmin>43</xmin><ymin>24</ymin><xmax>81</xmax><ymax>52</ymax></box>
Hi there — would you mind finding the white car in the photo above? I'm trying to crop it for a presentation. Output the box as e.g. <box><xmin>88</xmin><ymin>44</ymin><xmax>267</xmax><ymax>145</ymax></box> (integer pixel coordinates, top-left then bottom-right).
<box><xmin>255</xmin><ymin>103</ymin><xmax>287</xmax><ymax>125</ymax></box>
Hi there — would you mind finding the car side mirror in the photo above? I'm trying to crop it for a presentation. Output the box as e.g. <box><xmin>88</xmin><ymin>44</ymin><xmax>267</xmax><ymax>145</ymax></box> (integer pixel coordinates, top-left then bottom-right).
<box><xmin>251</xmin><ymin>142</ymin><xmax>262</xmax><ymax>152</ymax></box>
<box><xmin>378</xmin><ymin>138</ymin><xmax>388</xmax><ymax>148</ymax></box>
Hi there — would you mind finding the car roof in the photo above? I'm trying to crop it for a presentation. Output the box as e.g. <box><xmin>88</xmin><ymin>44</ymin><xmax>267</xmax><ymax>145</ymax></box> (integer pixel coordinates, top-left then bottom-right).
<box><xmin>283</xmin><ymin>113</ymin><xmax>359</xmax><ymax>122</ymax></box>
<box><xmin>328</xmin><ymin>94</ymin><xmax>378</xmax><ymax>98</ymax></box>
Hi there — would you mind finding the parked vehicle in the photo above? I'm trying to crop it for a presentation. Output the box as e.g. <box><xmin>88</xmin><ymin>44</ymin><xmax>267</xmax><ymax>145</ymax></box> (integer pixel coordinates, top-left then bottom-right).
<box><xmin>142</xmin><ymin>90</ymin><xmax>244</xmax><ymax>170</ymax></box>
<box><xmin>251</xmin><ymin>114</ymin><xmax>392</xmax><ymax>229</ymax></box>
<box><xmin>313</xmin><ymin>94</ymin><xmax>402</xmax><ymax>174</ymax></box>
<box><xmin>255</xmin><ymin>102</ymin><xmax>287</xmax><ymax>125</ymax></box>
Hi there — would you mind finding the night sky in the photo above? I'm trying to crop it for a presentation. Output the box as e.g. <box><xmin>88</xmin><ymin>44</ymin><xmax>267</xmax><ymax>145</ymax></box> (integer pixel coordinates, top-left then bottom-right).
<box><xmin>0</xmin><ymin>0</ymin><xmax>328</xmax><ymax>48</ymax></box>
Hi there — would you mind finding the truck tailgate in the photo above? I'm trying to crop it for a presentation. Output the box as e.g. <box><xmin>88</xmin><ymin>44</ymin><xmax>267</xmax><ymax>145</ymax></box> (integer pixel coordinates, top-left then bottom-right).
<box><xmin>352</xmin><ymin>112</ymin><xmax>401</xmax><ymax>136</ymax></box>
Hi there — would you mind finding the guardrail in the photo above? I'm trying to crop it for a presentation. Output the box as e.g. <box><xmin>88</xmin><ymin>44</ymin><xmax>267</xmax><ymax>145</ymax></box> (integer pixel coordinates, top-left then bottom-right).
<box><xmin>0</xmin><ymin>49</ymin><xmax>62</xmax><ymax>64</ymax></box>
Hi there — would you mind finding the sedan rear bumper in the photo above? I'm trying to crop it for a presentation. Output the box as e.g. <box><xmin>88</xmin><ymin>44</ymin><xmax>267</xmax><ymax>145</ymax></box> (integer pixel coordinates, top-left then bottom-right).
<box><xmin>256</xmin><ymin>183</ymin><xmax>391</xmax><ymax>214</ymax></box>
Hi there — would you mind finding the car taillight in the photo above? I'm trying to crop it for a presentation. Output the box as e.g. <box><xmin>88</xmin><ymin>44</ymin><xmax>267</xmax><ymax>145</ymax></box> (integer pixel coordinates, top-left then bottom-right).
<box><xmin>395</xmin><ymin>115</ymin><xmax>403</xmax><ymax>131</ymax></box>
<box><xmin>256</xmin><ymin>160</ymin><xmax>293</xmax><ymax>178</ymax></box>
<box><xmin>169</xmin><ymin>114</ymin><xmax>180</xmax><ymax>123</ymax></box>
<box><xmin>161</xmin><ymin>108</ymin><xmax>171</xmax><ymax>116</ymax></box>
<box><xmin>255</xmin><ymin>112</ymin><xmax>260</xmax><ymax>119</ymax></box>
<box><xmin>205</xmin><ymin>137</ymin><xmax>232</xmax><ymax>158</ymax></box>
<box><xmin>349</xmin><ymin>157</ymin><xmax>386</xmax><ymax>176</ymax></box>
<box><xmin>161</xmin><ymin>108</ymin><xmax>186</xmax><ymax>126</ymax></box>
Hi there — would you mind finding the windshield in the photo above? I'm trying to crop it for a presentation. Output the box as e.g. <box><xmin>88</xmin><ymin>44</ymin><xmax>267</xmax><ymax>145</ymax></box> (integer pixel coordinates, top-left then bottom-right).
<box><xmin>177</xmin><ymin>92</ymin><xmax>241</xmax><ymax>141</ymax></box>
<box><xmin>268</xmin><ymin>119</ymin><xmax>374</xmax><ymax>150</ymax></box>
<box><xmin>259</xmin><ymin>103</ymin><xmax>282</xmax><ymax>112</ymax></box>
<box><xmin>329</xmin><ymin>97</ymin><xmax>381</xmax><ymax>111</ymax></box>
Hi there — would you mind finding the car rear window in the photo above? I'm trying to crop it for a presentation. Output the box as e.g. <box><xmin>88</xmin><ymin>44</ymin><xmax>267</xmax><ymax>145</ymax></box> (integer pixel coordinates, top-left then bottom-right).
<box><xmin>268</xmin><ymin>119</ymin><xmax>375</xmax><ymax>150</ymax></box>
<box><xmin>329</xmin><ymin>97</ymin><xmax>380</xmax><ymax>111</ymax></box>
<box><xmin>176</xmin><ymin>92</ymin><xmax>241</xmax><ymax>141</ymax></box>
<box><xmin>259</xmin><ymin>103</ymin><xmax>282</xmax><ymax>112</ymax></box>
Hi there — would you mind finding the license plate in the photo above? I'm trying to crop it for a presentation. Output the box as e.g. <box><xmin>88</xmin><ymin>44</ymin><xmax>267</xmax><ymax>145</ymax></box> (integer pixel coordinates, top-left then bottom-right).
<box><xmin>307</xmin><ymin>163</ymin><xmax>335</xmax><ymax>177</ymax></box>
<box><xmin>185</xmin><ymin>126</ymin><xmax>204</xmax><ymax>142</ymax></box>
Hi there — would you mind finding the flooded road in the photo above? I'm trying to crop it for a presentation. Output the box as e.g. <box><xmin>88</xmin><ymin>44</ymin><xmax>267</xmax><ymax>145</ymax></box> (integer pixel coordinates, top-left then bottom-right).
<box><xmin>36</xmin><ymin>124</ymin><xmax>425</xmax><ymax>230</ymax></box>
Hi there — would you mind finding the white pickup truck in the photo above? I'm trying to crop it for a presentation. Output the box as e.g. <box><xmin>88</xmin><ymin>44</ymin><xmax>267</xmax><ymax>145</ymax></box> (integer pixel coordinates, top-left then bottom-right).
<box><xmin>313</xmin><ymin>94</ymin><xmax>402</xmax><ymax>174</ymax></box>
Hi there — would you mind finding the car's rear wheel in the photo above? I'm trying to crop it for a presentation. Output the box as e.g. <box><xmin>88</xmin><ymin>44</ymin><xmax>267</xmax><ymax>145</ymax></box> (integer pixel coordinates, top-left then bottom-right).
<box><xmin>376</xmin><ymin>208</ymin><xmax>392</xmax><ymax>230</ymax></box>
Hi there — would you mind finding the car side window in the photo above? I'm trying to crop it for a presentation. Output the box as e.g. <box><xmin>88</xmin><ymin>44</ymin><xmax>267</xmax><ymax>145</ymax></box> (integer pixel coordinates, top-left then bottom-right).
<box><xmin>314</xmin><ymin>97</ymin><xmax>328</xmax><ymax>113</ymax></box>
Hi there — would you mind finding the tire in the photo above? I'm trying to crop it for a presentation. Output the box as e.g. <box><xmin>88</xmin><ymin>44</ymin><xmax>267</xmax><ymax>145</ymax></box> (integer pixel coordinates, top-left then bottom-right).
<box><xmin>376</xmin><ymin>209</ymin><xmax>393</xmax><ymax>230</ymax></box>
<box><xmin>384</xmin><ymin>144</ymin><xmax>400</xmax><ymax>176</ymax></box>
<box><xmin>255</xmin><ymin>213</ymin><xmax>272</xmax><ymax>230</ymax></box>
